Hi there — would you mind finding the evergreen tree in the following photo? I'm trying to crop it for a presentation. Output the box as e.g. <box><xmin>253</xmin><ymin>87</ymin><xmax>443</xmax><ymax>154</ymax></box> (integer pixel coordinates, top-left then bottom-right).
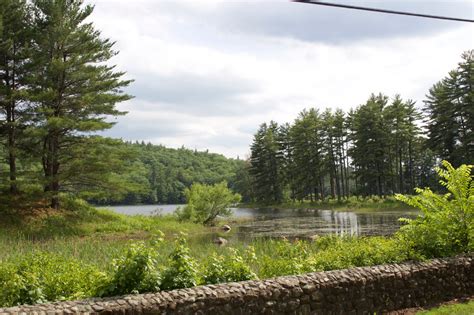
<box><xmin>349</xmin><ymin>94</ymin><xmax>390</xmax><ymax>196</ymax></box>
<box><xmin>385</xmin><ymin>96</ymin><xmax>421</xmax><ymax>193</ymax></box>
<box><xmin>425</xmin><ymin>50</ymin><xmax>474</xmax><ymax>166</ymax></box>
<box><xmin>0</xmin><ymin>0</ymin><xmax>31</xmax><ymax>194</ymax></box>
<box><xmin>28</xmin><ymin>0</ymin><xmax>132</xmax><ymax>208</ymax></box>
<box><xmin>290</xmin><ymin>109</ymin><xmax>325</xmax><ymax>201</ymax></box>
<box><xmin>250</xmin><ymin>121</ymin><xmax>284</xmax><ymax>203</ymax></box>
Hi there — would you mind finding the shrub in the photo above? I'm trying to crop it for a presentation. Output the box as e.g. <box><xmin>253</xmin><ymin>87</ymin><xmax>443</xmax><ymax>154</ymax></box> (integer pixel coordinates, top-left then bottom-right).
<box><xmin>306</xmin><ymin>237</ymin><xmax>409</xmax><ymax>272</ymax></box>
<box><xmin>0</xmin><ymin>253</ymin><xmax>105</xmax><ymax>307</ymax></box>
<box><xmin>203</xmin><ymin>247</ymin><xmax>257</xmax><ymax>284</ymax></box>
<box><xmin>258</xmin><ymin>239</ymin><xmax>310</xmax><ymax>277</ymax></box>
<box><xmin>395</xmin><ymin>161</ymin><xmax>473</xmax><ymax>257</ymax></box>
<box><xmin>160</xmin><ymin>235</ymin><xmax>200</xmax><ymax>290</ymax></box>
<box><xmin>98</xmin><ymin>234</ymin><xmax>163</xmax><ymax>296</ymax></box>
<box><xmin>176</xmin><ymin>181</ymin><xmax>241</xmax><ymax>225</ymax></box>
<box><xmin>0</xmin><ymin>263</ymin><xmax>44</xmax><ymax>307</ymax></box>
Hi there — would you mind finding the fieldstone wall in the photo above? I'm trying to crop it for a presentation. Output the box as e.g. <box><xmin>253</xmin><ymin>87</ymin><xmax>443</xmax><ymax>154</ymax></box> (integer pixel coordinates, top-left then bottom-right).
<box><xmin>1</xmin><ymin>254</ymin><xmax>472</xmax><ymax>315</ymax></box>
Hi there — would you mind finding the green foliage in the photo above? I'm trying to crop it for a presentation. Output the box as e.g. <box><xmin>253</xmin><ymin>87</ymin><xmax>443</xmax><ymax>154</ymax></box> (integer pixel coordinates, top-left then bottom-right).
<box><xmin>203</xmin><ymin>247</ymin><xmax>257</xmax><ymax>284</ymax></box>
<box><xmin>249</xmin><ymin>94</ymin><xmax>432</xmax><ymax>203</ymax></box>
<box><xmin>306</xmin><ymin>236</ymin><xmax>411</xmax><ymax>272</ymax></box>
<box><xmin>254</xmin><ymin>236</ymin><xmax>411</xmax><ymax>279</ymax></box>
<box><xmin>0</xmin><ymin>253</ymin><xmax>105</xmax><ymax>307</ymax></box>
<box><xmin>417</xmin><ymin>300</ymin><xmax>474</xmax><ymax>315</ymax></box>
<box><xmin>396</xmin><ymin>161</ymin><xmax>474</xmax><ymax>257</ymax></box>
<box><xmin>249</xmin><ymin>121</ymin><xmax>286</xmax><ymax>203</ymax></box>
<box><xmin>160</xmin><ymin>235</ymin><xmax>200</xmax><ymax>290</ymax></box>
<box><xmin>89</xmin><ymin>142</ymin><xmax>244</xmax><ymax>205</ymax></box>
<box><xmin>258</xmin><ymin>239</ymin><xmax>311</xmax><ymax>277</ymax></box>
<box><xmin>98</xmin><ymin>235</ymin><xmax>163</xmax><ymax>296</ymax></box>
<box><xmin>425</xmin><ymin>50</ymin><xmax>474</xmax><ymax>166</ymax></box>
<box><xmin>176</xmin><ymin>181</ymin><xmax>241</xmax><ymax>225</ymax></box>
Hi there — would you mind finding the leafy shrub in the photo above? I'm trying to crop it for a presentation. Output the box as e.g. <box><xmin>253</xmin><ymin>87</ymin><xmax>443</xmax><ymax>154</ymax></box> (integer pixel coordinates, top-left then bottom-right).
<box><xmin>98</xmin><ymin>234</ymin><xmax>163</xmax><ymax>296</ymax></box>
<box><xmin>306</xmin><ymin>237</ymin><xmax>409</xmax><ymax>272</ymax></box>
<box><xmin>0</xmin><ymin>253</ymin><xmax>105</xmax><ymax>307</ymax></box>
<box><xmin>258</xmin><ymin>239</ymin><xmax>311</xmax><ymax>277</ymax></box>
<box><xmin>0</xmin><ymin>263</ymin><xmax>44</xmax><ymax>307</ymax></box>
<box><xmin>160</xmin><ymin>235</ymin><xmax>200</xmax><ymax>290</ymax></box>
<box><xmin>203</xmin><ymin>247</ymin><xmax>257</xmax><ymax>284</ymax></box>
<box><xmin>395</xmin><ymin>161</ymin><xmax>473</xmax><ymax>257</ymax></box>
<box><xmin>176</xmin><ymin>181</ymin><xmax>241</xmax><ymax>225</ymax></box>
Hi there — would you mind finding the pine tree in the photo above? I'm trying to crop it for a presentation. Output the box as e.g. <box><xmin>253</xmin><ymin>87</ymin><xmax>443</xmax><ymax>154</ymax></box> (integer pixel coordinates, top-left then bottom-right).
<box><xmin>250</xmin><ymin>121</ymin><xmax>284</xmax><ymax>203</ymax></box>
<box><xmin>290</xmin><ymin>109</ymin><xmax>325</xmax><ymax>201</ymax></box>
<box><xmin>28</xmin><ymin>0</ymin><xmax>132</xmax><ymax>208</ymax></box>
<box><xmin>0</xmin><ymin>0</ymin><xmax>31</xmax><ymax>194</ymax></box>
<box><xmin>425</xmin><ymin>50</ymin><xmax>474</xmax><ymax>166</ymax></box>
<box><xmin>349</xmin><ymin>94</ymin><xmax>390</xmax><ymax>196</ymax></box>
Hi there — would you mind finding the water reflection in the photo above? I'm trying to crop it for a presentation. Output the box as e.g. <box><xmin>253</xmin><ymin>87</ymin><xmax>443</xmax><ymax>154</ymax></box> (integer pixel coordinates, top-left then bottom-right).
<box><xmin>99</xmin><ymin>204</ymin><xmax>418</xmax><ymax>240</ymax></box>
<box><xmin>234</xmin><ymin>209</ymin><xmax>418</xmax><ymax>240</ymax></box>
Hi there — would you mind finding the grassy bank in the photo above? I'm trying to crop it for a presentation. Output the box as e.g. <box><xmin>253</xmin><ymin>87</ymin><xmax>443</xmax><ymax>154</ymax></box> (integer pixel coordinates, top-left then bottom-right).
<box><xmin>242</xmin><ymin>195</ymin><xmax>415</xmax><ymax>212</ymax></box>
<box><xmin>0</xmin><ymin>202</ymin><xmax>209</xmax><ymax>268</ymax></box>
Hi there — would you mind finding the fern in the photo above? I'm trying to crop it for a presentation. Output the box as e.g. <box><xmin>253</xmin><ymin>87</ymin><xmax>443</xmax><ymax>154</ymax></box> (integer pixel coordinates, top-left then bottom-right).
<box><xmin>395</xmin><ymin>161</ymin><xmax>473</xmax><ymax>257</ymax></box>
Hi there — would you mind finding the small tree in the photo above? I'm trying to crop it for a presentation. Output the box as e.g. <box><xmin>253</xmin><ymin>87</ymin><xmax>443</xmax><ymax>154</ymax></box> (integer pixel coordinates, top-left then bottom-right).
<box><xmin>176</xmin><ymin>181</ymin><xmax>241</xmax><ymax>225</ymax></box>
<box><xmin>395</xmin><ymin>160</ymin><xmax>473</xmax><ymax>257</ymax></box>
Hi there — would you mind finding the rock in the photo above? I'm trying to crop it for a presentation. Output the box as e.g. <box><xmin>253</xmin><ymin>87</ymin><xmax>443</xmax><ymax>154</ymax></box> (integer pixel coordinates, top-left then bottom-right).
<box><xmin>221</xmin><ymin>224</ymin><xmax>231</xmax><ymax>232</ymax></box>
<box><xmin>213</xmin><ymin>237</ymin><xmax>228</xmax><ymax>246</ymax></box>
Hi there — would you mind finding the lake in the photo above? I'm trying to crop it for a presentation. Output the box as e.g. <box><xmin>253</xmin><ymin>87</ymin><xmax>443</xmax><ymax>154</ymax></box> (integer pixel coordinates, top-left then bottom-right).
<box><xmin>99</xmin><ymin>204</ymin><xmax>418</xmax><ymax>240</ymax></box>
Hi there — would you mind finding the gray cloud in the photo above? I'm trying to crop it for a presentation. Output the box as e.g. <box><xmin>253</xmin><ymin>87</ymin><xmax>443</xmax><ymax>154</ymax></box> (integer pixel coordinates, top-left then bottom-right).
<box><xmin>153</xmin><ymin>0</ymin><xmax>472</xmax><ymax>44</ymax></box>
<box><xmin>126</xmin><ymin>71</ymin><xmax>269</xmax><ymax>116</ymax></box>
<box><xmin>101</xmin><ymin>116</ymin><xmax>190</xmax><ymax>140</ymax></box>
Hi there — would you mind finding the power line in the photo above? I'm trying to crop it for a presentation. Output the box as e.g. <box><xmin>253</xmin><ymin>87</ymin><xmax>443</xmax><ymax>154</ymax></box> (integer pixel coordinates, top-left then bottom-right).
<box><xmin>293</xmin><ymin>0</ymin><xmax>474</xmax><ymax>23</ymax></box>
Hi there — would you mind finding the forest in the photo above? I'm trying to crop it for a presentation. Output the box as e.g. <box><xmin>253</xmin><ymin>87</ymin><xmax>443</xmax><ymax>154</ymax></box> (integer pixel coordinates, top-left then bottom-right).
<box><xmin>248</xmin><ymin>51</ymin><xmax>473</xmax><ymax>204</ymax></box>
<box><xmin>88</xmin><ymin>142</ymin><xmax>244</xmax><ymax>205</ymax></box>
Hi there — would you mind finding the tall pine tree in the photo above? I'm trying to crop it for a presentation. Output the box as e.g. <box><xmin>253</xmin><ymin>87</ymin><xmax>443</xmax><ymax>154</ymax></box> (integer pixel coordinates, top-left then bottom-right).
<box><xmin>425</xmin><ymin>50</ymin><xmax>474</xmax><ymax>166</ymax></box>
<box><xmin>29</xmin><ymin>0</ymin><xmax>132</xmax><ymax>208</ymax></box>
<box><xmin>0</xmin><ymin>0</ymin><xmax>31</xmax><ymax>194</ymax></box>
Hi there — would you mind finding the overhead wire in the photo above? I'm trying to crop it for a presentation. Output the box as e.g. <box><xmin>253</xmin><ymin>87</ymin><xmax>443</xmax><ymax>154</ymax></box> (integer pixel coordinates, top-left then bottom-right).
<box><xmin>292</xmin><ymin>0</ymin><xmax>474</xmax><ymax>23</ymax></box>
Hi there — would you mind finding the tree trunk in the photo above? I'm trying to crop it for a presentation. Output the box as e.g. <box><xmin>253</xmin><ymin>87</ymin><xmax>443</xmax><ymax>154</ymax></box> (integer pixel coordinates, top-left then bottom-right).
<box><xmin>43</xmin><ymin>134</ymin><xmax>61</xmax><ymax>209</ymax></box>
<box><xmin>6</xmin><ymin>106</ymin><xmax>18</xmax><ymax>194</ymax></box>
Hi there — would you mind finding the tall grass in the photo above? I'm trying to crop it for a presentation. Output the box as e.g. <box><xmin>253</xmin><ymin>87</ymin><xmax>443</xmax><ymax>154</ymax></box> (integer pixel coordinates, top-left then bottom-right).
<box><xmin>243</xmin><ymin>195</ymin><xmax>415</xmax><ymax>212</ymax></box>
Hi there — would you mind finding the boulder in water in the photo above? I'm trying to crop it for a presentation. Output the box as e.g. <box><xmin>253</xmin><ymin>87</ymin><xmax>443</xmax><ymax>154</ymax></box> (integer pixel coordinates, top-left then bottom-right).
<box><xmin>213</xmin><ymin>237</ymin><xmax>228</xmax><ymax>246</ymax></box>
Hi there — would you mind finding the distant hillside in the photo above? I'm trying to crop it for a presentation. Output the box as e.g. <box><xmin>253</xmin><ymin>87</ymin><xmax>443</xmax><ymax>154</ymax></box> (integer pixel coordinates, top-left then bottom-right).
<box><xmin>90</xmin><ymin>141</ymin><xmax>245</xmax><ymax>205</ymax></box>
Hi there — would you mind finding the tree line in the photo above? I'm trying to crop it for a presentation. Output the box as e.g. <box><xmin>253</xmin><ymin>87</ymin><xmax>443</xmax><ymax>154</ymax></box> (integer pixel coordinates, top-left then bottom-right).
<box><xmin>247</xmin><ymin>51</ymin><xmax>473</xmax><ymax>204</ymax></box>
<box><xmin>0</xmin><ymin>0</ymin><xmax>132</xmax><ymax>210</ymax></box>
<box><xmin>89</xmin><ymin>142</ymin><xmax>244</xmax><ymax>205</ymax></box>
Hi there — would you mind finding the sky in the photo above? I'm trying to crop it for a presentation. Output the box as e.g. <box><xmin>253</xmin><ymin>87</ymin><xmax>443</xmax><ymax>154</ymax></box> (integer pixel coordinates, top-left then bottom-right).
<box><xmin>86</xmin><ymin>0</ymin><xmax>474</xmax><ymax>158</ymax></box>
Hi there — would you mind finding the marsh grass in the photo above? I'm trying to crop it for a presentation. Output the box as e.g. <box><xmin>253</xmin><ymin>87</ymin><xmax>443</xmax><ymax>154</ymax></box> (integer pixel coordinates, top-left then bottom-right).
<box><xmin>0</xmin><ymin>206</ymin><xmax>208</xmax><ymax>268</ymax></box>
<box><xmin>243</xmin><ymin>195</ymin><xmax>415</xmax><ymax>212</ymax></box>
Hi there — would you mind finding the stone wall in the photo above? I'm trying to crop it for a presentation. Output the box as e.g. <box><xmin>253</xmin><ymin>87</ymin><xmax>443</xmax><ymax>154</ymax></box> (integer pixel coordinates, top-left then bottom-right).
<box><xmin>1</xmin><ymin>254</ymin><xmax>472</xmax><ymax>315</ymax></box>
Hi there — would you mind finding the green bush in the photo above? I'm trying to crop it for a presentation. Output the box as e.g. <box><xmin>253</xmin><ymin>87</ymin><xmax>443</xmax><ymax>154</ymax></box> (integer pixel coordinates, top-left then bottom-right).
<box><xmin>98</xmin><ymin>237</ymin><xmax>162</xmax><ymax>296</ymax></box>
<box><xmin>306</xmin><ymin>237</ymin><xmax>409</xmax><ymax>272</ymax></box>
<box><xmin>258</xmin><ymin>239</ymin><xmax>310</xmax><ymax>277</ymax></box>
<box><xmin>0</xmin><ymin>263</ymin><xmax>44</xmax><ymax>307</ymax></box>
<box><xmin>203</xmin><ymin>247</ymin><xmax>257</xmax><ymax>284</ymax></box>
<box><xmin>176</xmin><ymin>181</ymin><xmax>241</xmax><ymax>225</ymax></box>
<box><xmin>0</xmin><ymin>253</ymin><xmax>105</xmax><ymax>307</ymax></box>
<box><xmin>396</xmin><ymin>161</ymin><xmax>473</xmax><ymax>257</ymax></box>
<box><xmin>160</xmin><ymin>235</ymin><xmax>200</xmax><ymax>290</ymax></box>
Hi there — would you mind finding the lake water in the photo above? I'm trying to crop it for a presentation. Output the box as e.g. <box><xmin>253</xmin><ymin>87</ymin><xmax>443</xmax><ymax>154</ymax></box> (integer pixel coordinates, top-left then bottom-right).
<box><xmin>99</xmin><ymin>204</ymin><xmax>418</xmax><ymax>239</ymax></box>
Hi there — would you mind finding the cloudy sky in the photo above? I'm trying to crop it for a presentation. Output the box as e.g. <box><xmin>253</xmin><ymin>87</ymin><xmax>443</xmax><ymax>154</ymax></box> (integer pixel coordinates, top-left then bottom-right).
<box><xmin>86</xmin><ymin>0</ymin><xmax>474</xmax><ymax>158</ymax></box>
